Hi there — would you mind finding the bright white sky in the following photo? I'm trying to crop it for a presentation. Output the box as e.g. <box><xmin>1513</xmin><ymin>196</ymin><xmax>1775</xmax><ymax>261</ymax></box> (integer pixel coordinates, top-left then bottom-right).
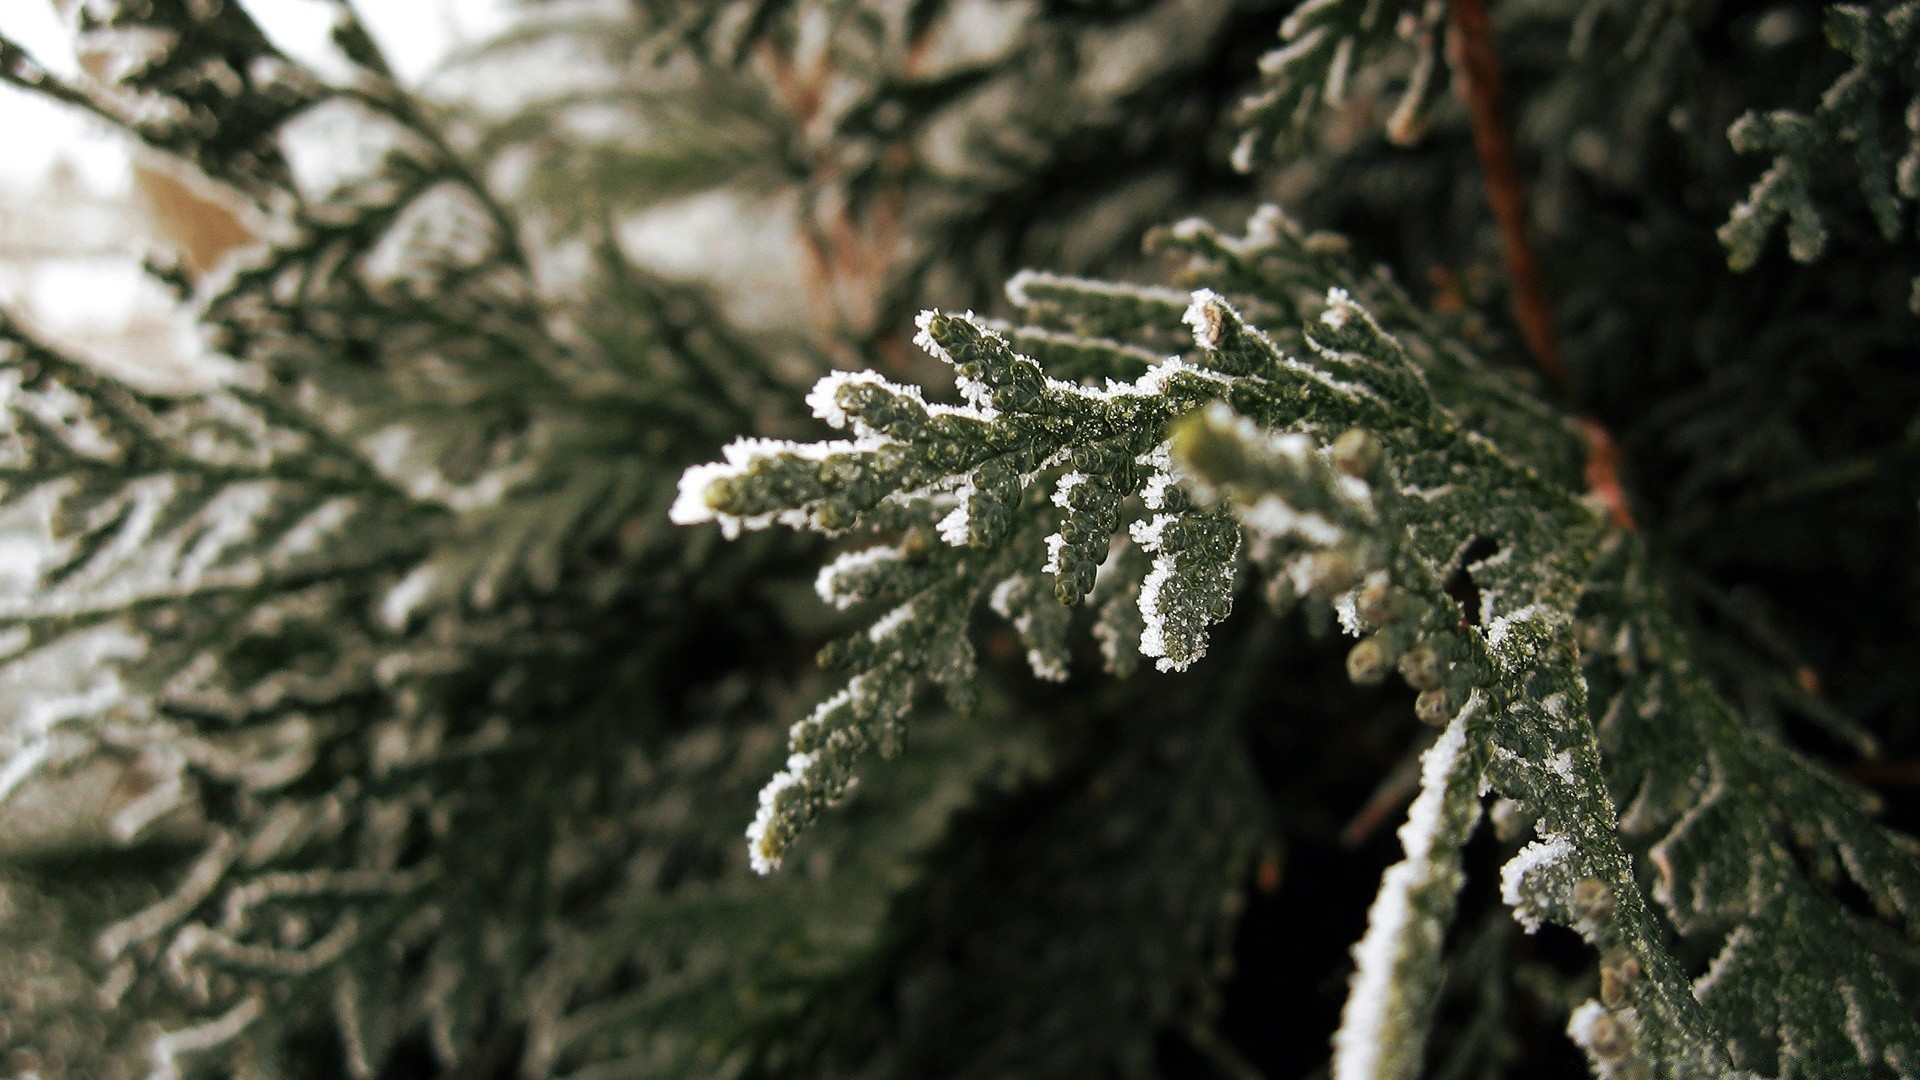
<box><xmin>0</xmin><ymin>0</ymin><xmax>513</xmax><ymax>195</ymax></box>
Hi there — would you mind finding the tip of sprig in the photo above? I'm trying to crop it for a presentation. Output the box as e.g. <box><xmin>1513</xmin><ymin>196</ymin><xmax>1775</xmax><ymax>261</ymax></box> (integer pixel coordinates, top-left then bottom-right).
<box><xmin>1183</xmin><ymin>289</ymin><xmax>1229</xmax><ymax>350</ymax></box>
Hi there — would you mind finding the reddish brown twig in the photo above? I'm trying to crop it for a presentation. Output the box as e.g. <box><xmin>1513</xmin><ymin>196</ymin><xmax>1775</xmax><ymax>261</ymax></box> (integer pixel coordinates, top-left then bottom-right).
<box><xmin>1446</xmin><ymin>0</ymin><xmax>1637</xmax><ymax>528</ymax></box>
<box><xmin>1446</xmin><ymin>0</ymin><xmax>1565</xmax><ymax>391</ymax></box>
<box><xmin>1581</xmin><ymin>418</ymin><xmax>1636</xmax><ymax>529</ymax></box>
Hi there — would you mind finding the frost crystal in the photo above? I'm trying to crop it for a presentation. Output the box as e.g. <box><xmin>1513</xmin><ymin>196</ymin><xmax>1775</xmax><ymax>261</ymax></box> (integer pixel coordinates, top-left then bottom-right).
<box><xmin>1500</xmin><ymin>837</ymin><xmax>1575</xmax><ymax>933</ymax></box>
<box><xmin>1135</xmin><ymin>556</ymin><xmax>1182</xmax><ymax>671</ymax></box>
<box><xmin>746</xmin><ymin>752</ymin><xmax>818</xmax><ymax>875</ymax></box>
<box><xmin>1333</xmin><ymin>707</ymin><xmax>1483</xmax><ymax>1080</ymax></box>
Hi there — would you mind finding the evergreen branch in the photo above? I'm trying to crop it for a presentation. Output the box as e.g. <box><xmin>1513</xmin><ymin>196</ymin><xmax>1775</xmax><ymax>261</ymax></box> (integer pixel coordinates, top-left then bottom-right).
<box><xmin>1164</xmin><ymin>393</ymin><xmax>1730</xmax><ymax>1078</ymax></box>
<box><xmin>0</xmin><ymin>9</ymin><xmax>840</xmax><ymax>1075</ymax></box>
<box><xmin>1337</xmin><ymin>706</ymin><xmax>1484</xmax><ymax>1080</ymax></box>
<box><xmin>1720</xmin><ymin>3</ymin><xmax>1920</xmax><ymax>279</ymax></box>
<box><xmin>60</xmin><ymin>0</ymin><xmax>328</xmax><ymax>207</ymax></box>
<box><xmin>4</xmin><ymin>3</ymin><xmax>1916</xmax><ymax>1077</ymax></box>
<box><xmin>681</xmin><ymin>206</ymin><xmax>1920</xmax><ymax>1075</ymax></box>
<box><xmin>1233</xmin><ymin>0</ymin><xmax>1444</xmax><ymax>170</ymax></box>
<box><xmin>673</xmin><ymin>302</ymin><xmax>1247</xmax><ymax>870</ymax></box>
<box><xmin>0</xmin><ymin>32</ymin><xmax>134</xmax><ymax>133</ymax></box>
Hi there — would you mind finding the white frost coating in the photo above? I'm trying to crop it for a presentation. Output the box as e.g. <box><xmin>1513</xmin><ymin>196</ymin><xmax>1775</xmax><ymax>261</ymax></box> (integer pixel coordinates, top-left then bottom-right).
<box><xmin>789</xmin><ymin>680</ymin><xmax>860</xmax><ymax>744</ymax></box>
<box><xmin>1138</xmin><ymin>443</ymin><xmax>1178</xmax><ymax>510</ymax></box>
<box><xmin>1094</xmin><ymin>613</ymin><xmax>1130</xmax><ymax>669</ymax></box>
<box><xmin>1400</xmin><ymin>482</ymin><xmax>1454</xmax><ymax>501</ymax></box>
<box><xmin>988</xmin><ymin>576</ymin><xmax>1021</xmax><ymax>619</ymax></box>
<box><xmin>1141</xmin><ymin>471</ymin><xmax>1175</xmax><ymax>510</ymax></box>
<box><xmin>1025</xmin><ymin>648</ymin><xmax>1068</xmax><ymax>682</ymax></box>
<box><xmin>1295</xmin><ymin>339</ymin><xmax>1379</xmax><ymax>401</ymax></box>
<box><xmin>1500</xmin><ymin>836</ymin><xmax>1575</xmax><ymax>932</ymax></box>
<box><xmin>867</xmin><ymin>601</ymin><xmax>914</xmax><ymax>642</ymax></box>
<box><xmin>1336</xmin><ymin>860</ymin><xmax>1422</xmax><ymax>1080</ymax></box>
<box><xmin>1566</xmin><ymin>1000</ymin><xmax>1610</xmax><ymax>1043</ymax></box>
<box><xmin>381</xmin><ymin>565</ymin><xmax>437</xmax><ymax>629</ymax></box>
<box><xmin>1335</xmin><ymin>474</ymin><xmax>1374</xmax><ymax>507</ymax></box>
<box><xmin>1052</xmin><ymin>470</ymin><xmax>1087</xmax><ymax>509</ymax></box>
<box><xmin>1137</xmin><ymin>555</ymin><xmax>1191</xmax><ymax>671</ymax></box>
<box><xmin>938</xmin><ymin>474</ymin><xmax>976</xmax><ymax>546</ymax></box>
<box><xmin>1184</xmin><ymin>288</ymin><xmax>1228</xmax><ymax>348</ymax></box>
<box><xmin>1565</xmin><ymin>1000</ymin><xmax>1631</xmax><ymax>1061</ymax></box>
<box><xmin>1333</xmin><ymin>709</ymin><xmax>1476</xmax><ymax>1080</ymax></box>
<box><xmin>1042</xmin><ymin>532</ymin><xmax>1068</xmax><ymax>574</ymax></box>
<box><xmin>1398</xmin><ymin>708</ymin><xmax>1472</xmax><ymax>862</ymax></box>
<box><xmin>1239</xmin><ymin>495</ymin><xmax>1346</xmax><ymax>547</ymax></box>
<box><xmin>1843</xmin><ymin>983</ymin><xmax>1873</xmax><ymax>1066</ymax></box>
<box><xmin>912</xmin><ymin>309</ymin><xmax>1002</xmax><ymax>416</ymax></box>
<box><xmin>1136</xmin><ymin>355</ymin><xmax>1225</xmax><ymax>397</ymax></box>
<box><xmin>805</xmin><ymin>369</ymin><xmax>881</xmax><ymax>431</ymax></box>
<box><xmin>150</xmin><ymin>993</ymin><xmax>267</xmax><ymax>1080</ymax></box>
<box><xmin>1229</xmin><ymin>132</ymin><xmax>1259</xmax><ymax>175</ymax></box>
<box><xmin>669</xmin><ymin>461</ymin><xmax>739</xmax><ymax>531</ymax></box>
<box><xmin>1186</xmin><ymin>290</ymin><xmax>1294</xmax><ymax>373</ymax></box>
<box><xmin>746</xmin><ymin>751</ymin><xmax>818</xmax><ymax>875</ymax></box>
<box><xmin>1690</xmin><ymin>924</ymin><xmax>1753</xmax><ymax>1001</ymax></box>
<box><xmin>935</xmin><ymin>504</ymin><xmax>970</xmax><ymax>546</ymax></box>
<box><xmin>807</xmin><ymin>369</ymin><xmax>974</xmax><ymax>434</ymax></box>
<box><xmin>1483</xmin><ymin>603</ymin><xmax>1551</xmax><ymax>647</ymax></box>
<box><xmin>1003</xmin><ymin>269</ymin><xmax>1046</xmax><ymax>307</ymax></box>
<box><xmin>1335</xmin><ymin>593</ymin><xmax>1363</xmax><ymax>636</ymax></box>
<box><xmin>1322</xmin><ymin>287</ymin><xmax>1355</xmax><ymax>328</ymax></box>
<box><xmin>1129</xmin><ymin>513</ymin><xmax>1176</xmax><ymax>552</ymax></box>
<box><xmin>1004</xmin><ymin>269</ymin><xmax>1189</xmax><ymax>311</ymax></box>
<box><xmin>815</xmin><ymin>546</ymin><xmax>900</xmax><ymax>608</ymax></box>
<box><xmin>670</xmin><ymin>434</ymin><xmax>886</xmax><ymax>537</ymax></box>
<box><xmin>1270</xmin><ymin>430</ymin><xmax>1316</xmax><ymax>462</ymax></box>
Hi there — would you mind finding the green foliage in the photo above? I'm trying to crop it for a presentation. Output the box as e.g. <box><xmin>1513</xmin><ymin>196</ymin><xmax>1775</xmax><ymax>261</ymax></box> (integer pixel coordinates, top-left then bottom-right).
<box><xmin>1232</xmin><ymin>0</ymin><xmax>1440</xmax><ymax>165</ymax></box>
<box><xmin>680</xmin><ymin>205</ymin><xmax>1920</xmax><ymax>1076</ymax></box>
<box><xmin>468</xmin><ymin>0</ymin><xmax>1278</xmax><ymax>340</ymax></box>
<box><xmin>2</xmin><ymin>0</ymin><xmax>1919</xmax><ymax>1077</ymax></box>
<box><xmin>1719</xmin><ymin>3</ymin><xmax>1920</xmax><ymax>276</ymax></box>
<box><xmin>0</xmin><ymin>3</ymin><xmax>970</xmax><ymax>1076</ymax></box>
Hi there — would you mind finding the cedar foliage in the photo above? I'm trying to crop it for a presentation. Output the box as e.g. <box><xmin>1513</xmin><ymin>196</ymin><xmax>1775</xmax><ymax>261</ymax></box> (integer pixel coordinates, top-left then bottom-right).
<box><xmin>1</xmin><ymin>0</ymin><xmax>1918</xmax><ymax>1077</ymax></box>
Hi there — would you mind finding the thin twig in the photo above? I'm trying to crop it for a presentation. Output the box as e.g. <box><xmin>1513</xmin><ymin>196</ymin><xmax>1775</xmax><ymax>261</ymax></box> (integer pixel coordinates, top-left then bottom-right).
<box><xmin>1447</xmin><ymin>0</ymin><xmax>1638</xmax><ymax>528</ymax></box>
<box><xmin>1445</xmin><ymin>0</ymin><xmax>1565</xmax><ymax>392</ymax></box>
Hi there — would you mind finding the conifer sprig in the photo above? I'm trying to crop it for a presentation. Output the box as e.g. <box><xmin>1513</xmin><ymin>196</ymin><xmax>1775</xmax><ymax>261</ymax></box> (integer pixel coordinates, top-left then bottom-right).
<box><xmin>679</xmin><ymin>206</ymin><xmax>1920</xmax><ymax>1075</ymax></box>
<box><xmin>1233</xmin><ymin>0</ymin><xmax>1443</xmax><ymax>168</ymax></box>
<box><xmin>1720</xmin><ymin>3</ymin><xmax>1920</xmax><ymax>280</ymax></box>
<box><xmin>4</xmin><ymin>0</ymin><xmax>1918</xmax><ymax>1076</ymax></box>
<box><xmin>0</xmin><ymin>3</ymin><xmax>892</xmax><ymax>1074</ymax></box>
<box><xmin>673</xmin><ymin>294</ymin><xmax>1255</xmax><ymax>871</ymax></box>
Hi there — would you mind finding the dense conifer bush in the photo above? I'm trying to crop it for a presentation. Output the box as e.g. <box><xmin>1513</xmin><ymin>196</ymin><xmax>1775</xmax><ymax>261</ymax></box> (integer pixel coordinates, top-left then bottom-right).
<box><xmin>2</xmin><ymin>0</ymin><xmax>1918</xmax><ymax>1076</ymax></box>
